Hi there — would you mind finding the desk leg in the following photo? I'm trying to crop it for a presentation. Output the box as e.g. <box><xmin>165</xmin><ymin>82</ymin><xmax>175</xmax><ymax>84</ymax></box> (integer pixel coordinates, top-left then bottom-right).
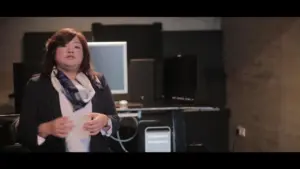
<box><xmin>172</xmin><ymin>110</ymin><xmax>187</xmax><ymax>152</ymax></box>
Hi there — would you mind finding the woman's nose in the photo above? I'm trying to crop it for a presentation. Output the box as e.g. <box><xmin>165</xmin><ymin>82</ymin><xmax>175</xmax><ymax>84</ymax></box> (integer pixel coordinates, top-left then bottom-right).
<box><xmin>67</xmin><ymin>48</ymin><xmax>74</xmax><ymax>54</ymax></box>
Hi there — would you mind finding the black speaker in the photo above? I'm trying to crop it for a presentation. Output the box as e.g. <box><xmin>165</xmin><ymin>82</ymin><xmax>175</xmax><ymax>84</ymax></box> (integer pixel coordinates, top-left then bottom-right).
<box><xmin>163</xmin><ymin>55</ymin><xmax>198</xmax><ymax>105</ymax></box>
<box><xmin>128</xmin><ymin>59</ymin><xmax>155</xmax><ymax>106</ymax></box>
<box><xmin>13</xmin><ymin>63</ymin><xmax>42</xmax><ymax>114</ymax></box>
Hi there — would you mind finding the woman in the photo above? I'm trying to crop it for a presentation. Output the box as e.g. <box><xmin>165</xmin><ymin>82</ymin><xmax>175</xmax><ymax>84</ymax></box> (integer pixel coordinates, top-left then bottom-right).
<box><xmin>18</xmin><ymin>28</ymin><xmax>120</xmax><ymax>152</ymax></box>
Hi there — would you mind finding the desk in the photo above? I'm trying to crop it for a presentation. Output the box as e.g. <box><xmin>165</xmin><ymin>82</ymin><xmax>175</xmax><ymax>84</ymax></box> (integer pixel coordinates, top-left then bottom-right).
<box><xmin>115</xmin><ymin>106</ymin><xmax>222</xmax><ymax>152</ymax></box>
<box><xmin>116</xmin><ymin>106</ymin><xmax>219</xmax><ymax>119</ymax></box>
<box><xmin>117</xmin><ymin>106</ymin><xmax>219</xmax><ymax>113</ymax></box>
<box><xmin>0</xmin><ymin>106</ymin><xmax>228</xmax><ymax>152</ymax></box>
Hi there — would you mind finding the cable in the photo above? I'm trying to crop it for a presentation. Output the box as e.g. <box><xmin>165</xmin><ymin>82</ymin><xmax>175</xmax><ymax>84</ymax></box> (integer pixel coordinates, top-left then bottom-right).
<box><xmin>109</xmin><ymin>117</ymin><xmax>158</xmax><ymax>153</ymax></box>
<box><xmin>11</xmin><ymin>117</ymin><xmax>19</xmax><ymax>143</ymax></box>
<box><xmin>116</xmin><ymin>131</ymin><xmax>129</xmax><ymax>152</ymax></box>
<box><xmin>110</xmin><ymin>117</ymin><xmax>139</xmax><ymax>143</ymax></box>
<box><xmin>231</xmin><ymin>136</ymin><xmax>238</xmax><ymax>152</ymax></box>
<box><xmin>109</xmin><ymin>117</ymin><xmax>139</xmax><ymax>152</ymax></box>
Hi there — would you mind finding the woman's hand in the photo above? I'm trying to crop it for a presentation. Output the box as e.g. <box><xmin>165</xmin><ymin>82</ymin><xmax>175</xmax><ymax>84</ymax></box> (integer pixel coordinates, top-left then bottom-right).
<box><xmin>83</xmin><ymin>113</ymin><xmax>109</xmax><ymax>136</ymax></box>
<box><xmin>38</xmin><ymin>117</ymin><xmax>74</xmax><ymax>138</ymax></box>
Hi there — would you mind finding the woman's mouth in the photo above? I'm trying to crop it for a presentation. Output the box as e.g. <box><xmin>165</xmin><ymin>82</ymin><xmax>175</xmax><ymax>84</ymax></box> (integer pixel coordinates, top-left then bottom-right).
<box><xmin>66</xmin><ymin>55</ymin><xmax>75</xmax><ymax>59</ymax></box>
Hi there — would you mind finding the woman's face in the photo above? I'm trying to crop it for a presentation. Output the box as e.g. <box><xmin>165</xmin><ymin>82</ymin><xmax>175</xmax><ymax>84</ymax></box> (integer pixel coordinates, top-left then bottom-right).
<box><xmin>55</xmin><ymin>36</ymin><xmax>83</xmax><ymax>72</ymax></box>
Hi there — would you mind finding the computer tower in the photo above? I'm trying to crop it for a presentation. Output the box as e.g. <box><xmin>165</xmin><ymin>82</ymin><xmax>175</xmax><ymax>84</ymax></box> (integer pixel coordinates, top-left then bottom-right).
<box><xmin>137</xmin><ymin>111</ymin><xmax>174</xmax><ymax>152</ymax></box>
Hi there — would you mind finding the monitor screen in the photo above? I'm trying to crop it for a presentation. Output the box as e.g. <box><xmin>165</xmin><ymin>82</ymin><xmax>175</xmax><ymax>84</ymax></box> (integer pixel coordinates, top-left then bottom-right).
<box><xmin>87</xmin><ymin>41</ymin><xmax>128</xmax><ymax>94</ymax></box>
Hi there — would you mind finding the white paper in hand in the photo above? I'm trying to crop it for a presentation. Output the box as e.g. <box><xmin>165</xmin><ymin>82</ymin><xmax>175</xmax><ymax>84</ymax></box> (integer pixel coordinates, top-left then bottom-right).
<box><xmin>65</xmin><ymin>113</ymin><xmax>91</xmax><ymax>152</ymax></box>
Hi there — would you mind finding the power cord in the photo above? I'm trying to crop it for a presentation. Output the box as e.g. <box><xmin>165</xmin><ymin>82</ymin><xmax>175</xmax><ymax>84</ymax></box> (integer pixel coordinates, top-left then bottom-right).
<box><xmin>231</xmin><ymin>137</ymin><xmax>236</xmax><ymax>152</ymax></box>
<box><xmin>231</xmin><ymin>132</ymin><xmax>240</xmax><ymax>152</ymax></box>
<box><xmin>109</xmin><ymin>117</ymin><xmax>139</xmax><ymax>152</ymax></box>
<box><xmin>109</xmin><ymin>117</ymin><xmax>158</xmax><ymax>153</ymax></box>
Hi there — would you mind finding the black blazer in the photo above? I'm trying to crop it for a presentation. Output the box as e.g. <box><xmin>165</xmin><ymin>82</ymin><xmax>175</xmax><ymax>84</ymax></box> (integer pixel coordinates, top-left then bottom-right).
<box><xmin>17</xmin><ymin>73</ymin><xmax>120</xmax><ymax>152</ymax></box>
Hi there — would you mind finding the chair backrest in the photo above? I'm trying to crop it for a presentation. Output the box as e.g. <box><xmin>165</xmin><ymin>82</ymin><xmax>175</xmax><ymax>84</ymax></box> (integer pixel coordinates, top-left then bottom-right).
<box><xmin>2</xmin><ymin>143</ymin><xmax>30</xmax><ymax>152</ymax></box>
<box><xmin>10</xmin><ymin>117</ymin><xmax>19</xmax><ymax>143</ymax></box>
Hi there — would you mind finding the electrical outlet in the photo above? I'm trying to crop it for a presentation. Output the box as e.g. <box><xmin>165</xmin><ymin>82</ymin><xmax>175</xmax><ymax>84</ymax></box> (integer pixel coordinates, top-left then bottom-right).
<box><xmin>236</xmin><ymin>125</ymin><xmax>246</xmax><ymax>137</ymax></box>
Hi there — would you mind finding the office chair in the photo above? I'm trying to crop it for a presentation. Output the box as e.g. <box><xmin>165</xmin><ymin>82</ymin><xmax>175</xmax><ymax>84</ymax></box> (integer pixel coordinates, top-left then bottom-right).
<box><xmin>1</xmin><ymin>117</ymin><xmax>30</xmax><ymax>152</ymax></box>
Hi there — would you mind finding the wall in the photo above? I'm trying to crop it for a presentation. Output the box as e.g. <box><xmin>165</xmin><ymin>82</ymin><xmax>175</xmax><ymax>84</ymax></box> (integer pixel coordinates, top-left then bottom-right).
<box><xmin>0</xmin><ymin>17</ymin><xmax>220</xmax><ymax>114</ymax></box>
<box><xmin>223</xmin><ymin>17</ymin><xmax>300</xmax><ymax>151</ymax></box>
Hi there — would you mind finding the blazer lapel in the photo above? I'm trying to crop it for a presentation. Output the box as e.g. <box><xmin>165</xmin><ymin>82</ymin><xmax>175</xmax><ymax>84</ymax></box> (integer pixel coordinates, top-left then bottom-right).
<box><xmin>91</xmin><ymin>82</ymin><xmax>102</xmax><ymax>113</ymax></box>
<box><xmin>46</xmin><ymin>79</ymin><xmax>63</xmax><ymax>119</ymax></box>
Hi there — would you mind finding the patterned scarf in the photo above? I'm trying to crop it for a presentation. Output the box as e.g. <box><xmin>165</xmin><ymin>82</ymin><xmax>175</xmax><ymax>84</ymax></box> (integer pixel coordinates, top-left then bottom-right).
<box><xmin>51</xmin><ymin>68</ymin><xmax>97</xmax><ymax>112</ymax></box>
<box><xmin>56</xmin><ymin>70</ymin><xmax>87</xmax><ymax>111</ymax></box>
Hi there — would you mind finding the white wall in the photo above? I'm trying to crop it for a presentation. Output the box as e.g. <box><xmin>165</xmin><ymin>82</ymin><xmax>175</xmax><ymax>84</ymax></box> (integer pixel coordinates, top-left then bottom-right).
<box><xmin>0</xmin><ymin>17</ymin><xmax>221</xmax><ymax>113</ymax></box>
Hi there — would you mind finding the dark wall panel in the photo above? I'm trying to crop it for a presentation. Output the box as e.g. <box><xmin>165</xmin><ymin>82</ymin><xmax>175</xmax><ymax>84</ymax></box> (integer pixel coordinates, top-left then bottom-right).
<box><xmin>163</xmin><ymin>31</ymin><xmax>222</xmax><ymax>66</ymax></box>
<box><xmin>13</xmin><ymin>63</ymin><xmax>42</xmax><ymax>114</ymax></box>
<box><xmin>91</xmin><ymin>23</ymin><xmax>162</xmax><ymax>60</ymax></box>
<box><xmin>22</xmin><ymin>32</ymin><xmax>53</xmax><ymax>64</ymax></box>
<box><xmin>22</xmin><ymin>31</ymin><xmax>92</xmax><ymax>64</ymax></box>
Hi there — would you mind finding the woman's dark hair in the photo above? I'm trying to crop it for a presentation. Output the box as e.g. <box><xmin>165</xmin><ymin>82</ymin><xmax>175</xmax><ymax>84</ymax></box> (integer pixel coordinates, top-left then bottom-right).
<box><xmin>41</xmin><ymin>28</ymin><xmax>97</xmax><ymax>79</ymax></box>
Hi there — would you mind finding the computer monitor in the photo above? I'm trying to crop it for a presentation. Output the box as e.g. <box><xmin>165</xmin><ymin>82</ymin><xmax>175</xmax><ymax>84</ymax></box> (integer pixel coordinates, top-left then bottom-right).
<box><xmin>87</xmin><ymin>41</ymin><xmax>128</xmax><ymax>94</ymax></box>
